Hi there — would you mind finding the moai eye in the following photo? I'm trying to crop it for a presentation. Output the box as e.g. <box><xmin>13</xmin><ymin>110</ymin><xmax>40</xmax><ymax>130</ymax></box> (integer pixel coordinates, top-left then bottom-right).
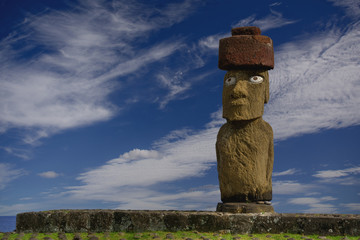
<box><xmin>249</xmin><ymin>76</ymin><xmax>264</xmax><ymax>84</ymax></box>
<box><xmin>225</xmin><ymin>77</ymin><xmax>236</xmax><ymax>86</ymax></box>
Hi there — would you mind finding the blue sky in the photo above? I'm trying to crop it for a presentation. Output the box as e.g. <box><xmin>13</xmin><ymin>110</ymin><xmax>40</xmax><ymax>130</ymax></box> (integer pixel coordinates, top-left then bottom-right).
<box><xmin>0</xmin><ymin>0</ymin><xmax>359</xmax><ymax>216</ymax></box>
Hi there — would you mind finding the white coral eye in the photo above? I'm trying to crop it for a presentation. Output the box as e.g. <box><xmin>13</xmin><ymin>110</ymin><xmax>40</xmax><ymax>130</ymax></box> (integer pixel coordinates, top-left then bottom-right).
<box><xmin>249</xmin><ymin>76</ymin><xmax>264</xmax><ymax>84</ymax></box>
<box><xmin>225</xmin><ymin>77</ymin><xmax>236</xmax><ymax>86</ymax></box>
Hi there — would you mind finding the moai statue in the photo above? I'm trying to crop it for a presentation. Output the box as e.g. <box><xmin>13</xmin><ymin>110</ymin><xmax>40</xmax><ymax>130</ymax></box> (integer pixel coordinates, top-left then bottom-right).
<box><xmin>216</xmin><ymin>26</ymin><xmax>275</xmax><ymax>213</ymax></box>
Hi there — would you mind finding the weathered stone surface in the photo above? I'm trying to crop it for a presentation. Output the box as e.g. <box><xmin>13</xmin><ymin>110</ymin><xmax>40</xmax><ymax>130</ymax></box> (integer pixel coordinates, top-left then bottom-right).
<box><xmin>16</xmin><ymin>210</ymin><xmax>360</xmax><ymax>236</ymax></box>
<box><xmin>218</xmin><ymin>34</ymin><xmax>274</xmax><ymax>70</ymax></box>
<box><xmin>66</xmin><ymin>211</ymin><xmax>90</xmax><ymax>232</ymax></box>
<box><xmin>231</xmin><ymin>26</ymin><xmax>261</xmax><ymax>36</ymax></box>
<box><xmin>89</xmin><ymin>211</ymin><xmax>113</xmax><ymax>232</ymax></box>
<box><xmin>216</xmin><ymin>203</ymin><xmax>274</xmax><ymax>213</ymax></box>
<box><xmin>222</xmin><ymin>70</ymin><xmax>269</xmax><ymax>121</ymax></box>
<box><xmin>216</xmin><ymin>118</ymin><xmax>274</xmax><ymax>202</ymax></box>
<box><xmin>216</xmin><ymin>27</ymin><xmax>274</xmax><ymax>208</ymax></box>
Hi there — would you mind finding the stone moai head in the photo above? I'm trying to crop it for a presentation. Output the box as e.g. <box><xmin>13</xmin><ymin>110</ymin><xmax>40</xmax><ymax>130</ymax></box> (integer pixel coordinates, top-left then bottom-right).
<box><xmin>218</xmin><ymin>26</ymin><xmax>274</xmax><ymax>121</ymax></box>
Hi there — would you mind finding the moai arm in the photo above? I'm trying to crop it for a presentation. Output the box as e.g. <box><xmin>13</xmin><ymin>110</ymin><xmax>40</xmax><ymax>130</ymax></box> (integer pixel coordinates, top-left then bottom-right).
<box><xmin>267</xmin><ymin>123</ymin><xmax>274</xmax><ymax>188</ymax></box>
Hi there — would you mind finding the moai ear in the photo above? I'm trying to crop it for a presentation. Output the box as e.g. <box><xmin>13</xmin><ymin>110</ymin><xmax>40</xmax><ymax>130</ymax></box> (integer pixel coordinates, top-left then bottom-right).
<box><xmin>264</xmin><ymin>78</ymin><xmax>270</xmax><ymax>104</ymax></box>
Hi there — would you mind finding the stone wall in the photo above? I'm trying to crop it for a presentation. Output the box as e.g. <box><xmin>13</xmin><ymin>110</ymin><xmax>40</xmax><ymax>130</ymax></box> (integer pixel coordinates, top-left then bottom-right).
<box><xmin>16</xmin><ymin>210</ymin><xmax>360</xmax><ymax>236</ymax></box>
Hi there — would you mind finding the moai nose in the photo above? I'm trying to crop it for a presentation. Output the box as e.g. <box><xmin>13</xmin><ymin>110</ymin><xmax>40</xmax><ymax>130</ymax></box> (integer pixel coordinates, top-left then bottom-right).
<box><xmin>231</xmin><ymin>81</ymin><xmax>248</xmax><ymax>99</ymax></box>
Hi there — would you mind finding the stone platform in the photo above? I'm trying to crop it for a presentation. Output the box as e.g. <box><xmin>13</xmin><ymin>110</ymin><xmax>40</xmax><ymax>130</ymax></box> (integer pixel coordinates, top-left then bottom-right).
<box><xmin>216</xmin><ymin>202</ymin><xmax>274</xmax><ymax>213</ymax></box>
<box><xmin>16</xmin><ymin>210</ymin><xmax>360</xmax><ymax>236</ymax></box>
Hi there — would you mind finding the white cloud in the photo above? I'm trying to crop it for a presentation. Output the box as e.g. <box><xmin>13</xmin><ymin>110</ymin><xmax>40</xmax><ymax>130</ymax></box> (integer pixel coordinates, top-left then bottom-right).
<box><xmin>158</xmin><ymin>0</ymin><xmax>201</xmax><ymax>25</ymax></box>
<box><xmin>157</xmin><ymin>71</ymin><xmax>191</xmax><ymax>109</ymax></box>
<box><xmin>233</xmin><ymin>10</ymin><xmax>298</xmax><ymax>32</ymax></box>
<box><xmin>328</xmin><ymin>0</ymin><xmax>360</xmax><ymax>19</ymax></box>
<box><xmin>269</xmin><ymin>2</ymin><xmax>282</xmax><ymax>7</ymax></box>
<box><xmin>0</xmin><ymin>203</ymin><xmax>40</xmax><ymax>216</ymax></box>
<box><xmin>305</xmin><ymin>192</ymin><xmax>321</xmax><ymax>196</ymax></box>
<box><xmin>198</xmin><ymin>9</ymin><xmax>297</xmax><ymax>52</ymax></box>
<box><xmin>114</xmin><ymin>187</ymin><xmax>220</xmax><ymax>211</ymax></box>
<box><xmin>273</xmin><ymin>181</ymin><xmax>316</xmax><ymax>195</ymax></box>
<box><xmin>288</xmin><ymin>197</ymin><xmax>321</xmax><ymax>205</ymax></box>
<box><xmin>0</xmin><ymin>163</ymin><xmax>26</xmax><ymax>190</ymax></box>
<box><xmin>64</xmin><ymin>185</ymin><xmax>219</xmax><ymax>211</ymax></box>
<box><xmin>321</xmin><ymin>196</ymin><xmax>337</xmax><ymax>201</ymax></box>
<box><xmin>342</xmin><ymin>203</ymin><xmax>360</xmax><ymax>211</ymax></box>
<box><xmin>313</xmin><ymin>166</ymin><xmax>360</xmax><ymax>179</ymax></box>
<box><xmin>199</xmin><ymin>10</ymin><xmax>297</xmax><ymax>52</ymax></box>
<box><xmin>155</xmin><ymin>68</ymin><xmax>216</xmax><ymax>108</ymax></box>
<box><xmin>329</xmin><ymin>177</ymin><xmax>359</xmax><ymax>186</ymax></box>
<box><xmin>0</xmin><ymin>146</ymin><xmax>31</xmax><ymax>160</ymax></box>
<box><xmin>69</xmin><ymin>125</ymin><xmax>218</xmax><ymax>188</ymax></box>
<box><xmin>0</xmin><ymin>0</ymin><xmax>198</xmax><ymax>145</ymax></box>
<box><xmin>303</xmin><ymin>205</ymin><xmax>338</xmax><ymax>214</ymax></box>
<box><xmin>198</xmin><ymin>9</ymin><xmax>360</xmax><ymax>142</ymax></box>
<box><xmin>38</xmin><ymin>171</ymin><xmax>60</xmax><ymax>178</ymax></box>
<box><xmin>198</xmin><ymin>33</ymin><xmax>229</xmax><ymax>50</ymax></box>
<box><xmin>312</xmin><ymin>166</ymin><xmax>360</xmax><ymax>185</ymax></box>
<box><xmin>98</xmin><ymin>41</ymin><xmax>184</xmax><ymax>82</ymax></box>
<box><xmin>265</xmin><ymin>21</ymin><xmax>360</xmax><ymax>140</ymax></box>
<box><xmin>289</xmin><ymin>196</ymin><xmax>337</xmax><ymax>205</ymax></box>
<box><xmin>22</xmin><ymin>6</ymin><xmax>360</xmax><ymax>210</ymax></box>
<box><xmin>288</xmin><ymin>196</ymin><xmax>338</xmax><ymax>213</ymax></box>
<box><xmin>66</xmin><ymin>15</ymin><xmax>360</xmax><ymax>205</ymax></box>
<box><xmin>64</xmin><ymin>113</ymin><xmax>222</xmax><ymax>209</ymax></box>
<box><xmin>19</xmin><ymin>197</ymin><xmax>33</xmax><ymax>201</ymax></box>
<box><xmin>273</xmin><ymin>168</ymin><xmax>298</xmax><ymax>177</ymax></box>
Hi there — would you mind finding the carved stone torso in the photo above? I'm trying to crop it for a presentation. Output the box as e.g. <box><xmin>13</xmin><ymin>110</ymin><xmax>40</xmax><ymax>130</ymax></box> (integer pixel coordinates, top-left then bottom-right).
<box><xmin>216</xmin><ymin>117</ymin><xmax>274</xmax><ymax>202</ymax></box>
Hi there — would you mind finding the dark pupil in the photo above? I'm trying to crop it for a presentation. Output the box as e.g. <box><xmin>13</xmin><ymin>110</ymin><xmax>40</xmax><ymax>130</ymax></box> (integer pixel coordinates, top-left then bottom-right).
<box><xmin>253</xmin><ymin>77</ymin><xmax>258</xmax><ymax>80</ymax></box>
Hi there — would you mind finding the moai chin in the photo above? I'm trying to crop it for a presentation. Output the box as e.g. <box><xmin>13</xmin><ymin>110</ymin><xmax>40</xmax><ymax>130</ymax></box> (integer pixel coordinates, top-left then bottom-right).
<box><xmin>216</xmin><ymin>26</ymin><xmax>275</xmax><ymax>213</ymax></box>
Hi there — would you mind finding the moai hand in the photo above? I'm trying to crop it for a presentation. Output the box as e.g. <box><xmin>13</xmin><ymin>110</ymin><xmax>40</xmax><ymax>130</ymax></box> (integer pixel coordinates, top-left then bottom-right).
<box><xmin>216</xmin><ymin>26</ymin><xmax>275</xmax><ymax>213</ymax></box>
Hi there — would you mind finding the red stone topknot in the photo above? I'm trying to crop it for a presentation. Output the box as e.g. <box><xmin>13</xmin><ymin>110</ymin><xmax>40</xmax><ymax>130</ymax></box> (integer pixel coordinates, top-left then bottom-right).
<box><xmin>218</xmin><ymin>26</ymin><xmax>274</xmax><ymax>70</ymax></box>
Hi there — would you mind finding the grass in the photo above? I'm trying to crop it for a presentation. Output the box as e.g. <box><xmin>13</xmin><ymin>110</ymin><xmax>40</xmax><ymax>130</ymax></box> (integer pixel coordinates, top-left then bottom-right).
<box><xmin>0</xmin><ymin>232</ymin><xmax>359</xmax><ymax>240</ymax></box>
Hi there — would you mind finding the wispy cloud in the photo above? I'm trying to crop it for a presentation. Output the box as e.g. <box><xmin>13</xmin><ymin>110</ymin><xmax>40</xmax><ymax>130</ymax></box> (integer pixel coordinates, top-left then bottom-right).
<box><xmin>203</xmin><ymin>20</ymin><xmax>360</xmax><ymax>142</ymax></box>
<box><xmin>265</xmin><ymin>21</ymin><xmax>360</xmax><ymax>140</ymax></box>
<box><xmin>273</xmin><ymin>168</ymin><xmax>299</xmax><ymax>177</ymax></box>
<box><xmin>0</xmin><ymin>203</ymin><xmax>40</xmax><ymax>216</ymax></box>
<box><xmin>198</xmin><ymin>33</ymin><xmax>229</xmax><ymax>50</ymax></box>
<box><xmin>233</xmin><ymin>10</ymin><xmax>298</xmax><ymax>31</ymax></box>
<box><xmin>289</xmin><ymin>196</ymin><xmax>337</xmax><ymax>205</ymax></box>
<box><xmin>0</xmin><ymin>0</ymin><xmax>198</xmax><ymax>145</ymax></box>
<box><xmin>4</xmin><ymin>2</ymin><xmax>359</xmax><ymax>212</ymax></box>
<box><xmin>312</xmin><ymin>166</ymin><xmax>360</xmax><ymax>185</ymax></box>
<box><xmin>313</xmin><ymin>166</ymin><xmax>360</xmax><ymax>178</ymax></box>
<box><xmin>198</xmin><ymin>10</ymin><xmax>297</xmax><ymax>52</ymax></box>
<box><xmin>341</xmin><ymin>203</ymin><xmax>360</xmax><ymax>211</ymax></box>
<box><xmin>0</xmin><ymin>163</ymin><xmax>26</xmax><ymax>190</ymax></box>
<box><xmin>0</xmin><ymin>147</ymin><xmax>31</xmax><ymax>160</ymax></box>
<box><xmin>38</xmin><ymin>171</ymin><xmax>60</xmax><ymax>178</ymax></box>
<box><xmin>64</xmin><ymin>113</ymin><xmax>222</xmax><ymax>209</ymax></box>
<box><xmin>64</xmin><ymin>16</ymin><xmax>360</xmax><ymax>208</ymax></box>
<box><xmin>288</xmin><ymin>196</ymin><xmax>338</xmax><ymax>213</ymax></box>
<box><xmin>273</xmin><ymin>181</ymin><xmax>316</xmax><ymax>195</ymax></box>
<box><xmin>269</xmin><ymin>2</ymin><xmax>282</xmax><ymax>7</ymax></box>
<box><xmin>157</xmin><ymin>71</ymin><xmax>191</xmax><ymax>109</ymax></box>
<box><xmin>114</xmin><ymin>186</ymin><xmax>220</xmax><ymax>211</ymax></box>
<box><xmin>328</xmin><ymin>0</ymin><xmax>360</xmax><ymax>19</ymax></box>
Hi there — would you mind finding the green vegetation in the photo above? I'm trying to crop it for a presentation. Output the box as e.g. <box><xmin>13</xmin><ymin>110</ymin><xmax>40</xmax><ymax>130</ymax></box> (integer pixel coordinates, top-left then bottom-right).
<box><xmin>0</xmin><ymin>232</ymin><xmax>359</xmax><ymax>240</ymax></box>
